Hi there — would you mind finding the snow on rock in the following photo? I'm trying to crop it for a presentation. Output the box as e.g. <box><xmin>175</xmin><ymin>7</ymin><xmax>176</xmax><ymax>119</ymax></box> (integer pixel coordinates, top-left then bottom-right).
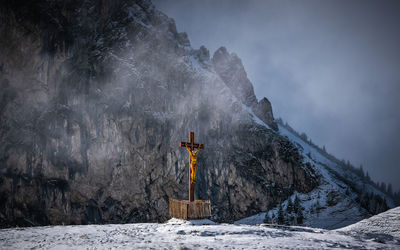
<box><xmin>242</xmin><ymin>104</ymin><xmax>272</xmax><ymax>130</ymax></box>
<box><xmin>235</xmin><ymin>122</ymin><xmax>395</xmax><ymax>230</ymax></box>
<box><xmin>276</xmin><ymin>124</ymin><xmax>396</xmax><ymax>229</ymax></box>
<box><xmin>1</xmin><ymin>219</ymin><xmax>399</xmax><ymax>249</ymax></box>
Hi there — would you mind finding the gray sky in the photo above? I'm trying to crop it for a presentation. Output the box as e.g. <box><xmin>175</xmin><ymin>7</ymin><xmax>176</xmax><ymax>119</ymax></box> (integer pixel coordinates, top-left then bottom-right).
<box><xmin>153</xmin><ymin>0</ymin><xmax>400</xmax><ymax>191</ymax></box>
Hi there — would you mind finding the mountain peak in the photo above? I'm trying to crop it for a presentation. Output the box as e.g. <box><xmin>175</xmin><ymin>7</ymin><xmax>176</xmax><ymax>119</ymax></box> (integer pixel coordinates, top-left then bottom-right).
<box><xmin>212</xmin><ymin>47</ymin><xmax>278</xmax><ymax>130</ymax></box>
<box><xmin>212</xmin><ymin>46</ymin><xmax>257</xmax><ymax>107</ymax></box>
<box><xmin>253</xmin><ymin>97</ymin><xmax>278</xmax><ymax>131</ymax></box>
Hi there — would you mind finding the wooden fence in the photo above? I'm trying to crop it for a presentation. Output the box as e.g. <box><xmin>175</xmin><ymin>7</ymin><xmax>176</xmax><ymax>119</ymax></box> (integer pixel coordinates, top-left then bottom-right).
<box><xmin>169</xmin><ymin>199</ymin><xmax>211</xmax><ymax>220</ymax></box>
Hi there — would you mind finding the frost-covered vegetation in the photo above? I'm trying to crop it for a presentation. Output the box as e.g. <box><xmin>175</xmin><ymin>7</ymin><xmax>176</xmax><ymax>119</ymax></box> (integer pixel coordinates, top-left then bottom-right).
<box><xmin>264</xmin><ymin>195</ymin><xmax>305</xmax><ymax>226</ymax></box>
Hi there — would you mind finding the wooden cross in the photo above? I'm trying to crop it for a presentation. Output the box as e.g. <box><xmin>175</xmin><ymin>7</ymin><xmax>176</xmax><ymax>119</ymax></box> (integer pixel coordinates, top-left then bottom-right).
<box><xmin>179</xmin><ymin>132</ymin><xmax>204</xmax><ymax>202</ymax></box>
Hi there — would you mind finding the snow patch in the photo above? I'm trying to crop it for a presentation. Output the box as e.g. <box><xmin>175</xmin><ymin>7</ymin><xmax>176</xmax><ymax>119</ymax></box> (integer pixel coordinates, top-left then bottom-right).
<box><xmin>337</xmin><ymin>206</ymin><xmax>400</xmax><ymax>242</ymax></box>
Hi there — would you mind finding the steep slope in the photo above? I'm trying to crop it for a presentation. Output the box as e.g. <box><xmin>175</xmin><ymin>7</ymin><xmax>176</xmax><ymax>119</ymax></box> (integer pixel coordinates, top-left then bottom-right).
<box><xmin>236</xmin><ymin>121</ymin><xmax>396</xmax><ymax>229</ymax></box>
<box><xmin>337</xmin><ymin>206</ymin><xmax>400</xmax><ymax>243</ymax></box>
<box><xmin>0</xmin><ymin>0</ymin><xmax>316</xmax><ymax>227</ymax></box>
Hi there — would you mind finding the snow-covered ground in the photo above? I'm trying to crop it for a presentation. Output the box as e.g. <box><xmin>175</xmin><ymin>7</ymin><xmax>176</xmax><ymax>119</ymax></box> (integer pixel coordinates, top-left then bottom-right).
<box><xmin>337</xmin><ymin>206</ymin><xmax>400</xmax><ymax>242</ymax></box>
<box><xmin>1</xmin><ymin>208</ymin><xmax>399</xmax><ymax>249</ymax></box>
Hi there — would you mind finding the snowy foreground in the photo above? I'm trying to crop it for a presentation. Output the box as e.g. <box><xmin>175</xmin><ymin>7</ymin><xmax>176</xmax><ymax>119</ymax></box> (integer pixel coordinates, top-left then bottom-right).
<box><xmin>1</xmin><ymin>208</ymin><xmax>399</xmax><ymax>249</ymax></box>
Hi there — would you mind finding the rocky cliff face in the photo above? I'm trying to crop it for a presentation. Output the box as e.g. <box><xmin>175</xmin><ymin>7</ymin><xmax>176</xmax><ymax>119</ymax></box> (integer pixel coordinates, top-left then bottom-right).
<box><xmin>253</xmin><ymin>97</ymin><xmax>277</xmax><ymax>131</ymax></box>
<box><xmin>0</xmin><ymin>0</ymin><xmax>316</xmax><ymax>227</ymax></box>
<box><xmin>211</xmin><ymin>47</ymin><xmax>278</xmax><ymax>130</ymax></box>
<box><xmin>212</xmin><ymin>47</ymin><xmax>258</xmax><ymax>108</ymax></box>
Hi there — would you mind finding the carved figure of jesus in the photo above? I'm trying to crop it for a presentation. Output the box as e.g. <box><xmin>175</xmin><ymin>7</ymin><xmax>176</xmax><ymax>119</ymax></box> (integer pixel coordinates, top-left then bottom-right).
<box><xmin>185</xmin><ymin>143</ymin><xmax>200</xmax><ymax>183</ymax></box>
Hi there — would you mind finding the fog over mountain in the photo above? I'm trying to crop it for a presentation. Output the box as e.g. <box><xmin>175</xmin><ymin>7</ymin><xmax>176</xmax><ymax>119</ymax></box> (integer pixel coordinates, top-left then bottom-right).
<box><xmin>153</xmin><ymin>0</ymin><xmax>400</xmax><ymax>190</ymax></box>
<box><xmin>0</xmin><ymin>0</ymin><xmax>398</xmax><ymax>229</ymax></box>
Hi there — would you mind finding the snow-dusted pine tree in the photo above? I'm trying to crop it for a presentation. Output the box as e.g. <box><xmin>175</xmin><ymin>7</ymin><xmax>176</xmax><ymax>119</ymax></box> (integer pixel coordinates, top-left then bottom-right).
<box><xmin>277</xmin><ymin>204</ymin><xmax>285</xmax><ymax>225</ymax></box>
<box><xmin>286</xmin><ymin>198</ymin><xmax>294</xmax><ymax>214</ymax></box>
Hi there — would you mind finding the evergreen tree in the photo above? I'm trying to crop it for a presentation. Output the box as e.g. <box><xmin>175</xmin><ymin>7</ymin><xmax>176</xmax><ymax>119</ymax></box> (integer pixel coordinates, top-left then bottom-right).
<box><xmin>368</xmin><ymin>194</ymin><xmax>376</xmax><ymax>213</ymax></box>
<box><xmin>382</xmin><ymin>198</ymin><xmax>388</xmax><ymax>212</ymax></box>
<box><xmin>327</xmin><ymin>191</ymin><xmax>337</xmax><ymax>206</ymax></box>
<box><xmin>316</xmin><ymin>200</ymin><xmax>321</xmax><ymax>217</ymax></box>
<box><xmin>286</xmin><ymin>197</ymin><xmax>294</xmax><ymax>214</ymax></box>
<box><xmin>380</xmin><ymin>182</ymin><xmax>386</xmax><ymax>193</ymax></box>
<box><xmin>388</xmin><ymin>183</ymin><xmax>393</xmax><ymax>196</ymax></box>
<box><xmin>300</xmin><ymin>132</ymin><xmax>307</xmax><ymax>141</ymax></box>
<box><xmin>359</xmin><ymin>164</ymin><xmax>364</xmax><ymax>178</ymax></box>
<box><xmin>361</xmin><ymin>191</ymin><xmax>369</xmax><ymax>211</ymax></box>
<box><xmin>296</xmin><ymin>207</ymin><xmax>304</xmax><ymax>224</ymax></box>
<box><xmin>277</xmin><ymin>204</ymin><xmax>285</xmax><ymax>225</ymax></box>
<box><xmin>294</xmin><ymin>195</ymin><xmax>301</xmax><ymax>213</ymax></box>
<box><xmin>288</xmin><ymin>214</ymin><xmax>294</xmax><ymax>225</ymax></box>
<box><xmin>395</xmin><ymin>191</ymin><xmax>400</xmax><ymax>205</ymax></box>
<box><xmin>264</xmin><ymin>212</ymin><xmax>271</xmax><ymax>224</ymax></box>
<box><xmin>365</xmin><ymin>171</ymin><xmax>371</xmax><ymax>182</ymax></box>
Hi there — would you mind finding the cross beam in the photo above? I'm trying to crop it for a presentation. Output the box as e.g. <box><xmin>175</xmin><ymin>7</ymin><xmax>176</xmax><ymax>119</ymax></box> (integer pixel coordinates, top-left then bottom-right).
<box><xmin>179</xmin><ymin>142</ymin><xmax>204</xmax><ymax>149</ymax></box>
<box><xmin>179</xmin><ymin>132</ymin><xmax>204</xmax><ymax>202</ymax></box>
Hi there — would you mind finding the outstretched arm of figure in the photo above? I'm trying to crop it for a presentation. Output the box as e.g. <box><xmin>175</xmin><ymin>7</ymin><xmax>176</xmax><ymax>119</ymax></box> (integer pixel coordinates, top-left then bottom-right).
<box><xmin>193</xmin><ymin>147</ymin><xmax>200</xmax><ymax>155</ymax></box>
<box><xmin>185</xmin><ymin>143</ymin><xmax>191</xmax><ymax>153</ymax></box>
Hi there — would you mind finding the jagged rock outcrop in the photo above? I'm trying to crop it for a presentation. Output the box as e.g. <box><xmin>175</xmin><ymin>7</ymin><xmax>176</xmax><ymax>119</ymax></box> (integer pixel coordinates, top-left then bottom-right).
<box><xmin>211</xmin><ymin>47</ymin><xmax>278</xmax><ymax>130</ymax></box>
<box><xmin>189</xmin><ymin>45</ymin><xmax>209</xmax><ymax>64</ymax></box>
<box><xmin>253</xmin><ymin>97</ymin><xmax>278</xmax><ymax>131</ymax></box>
<box><xmin>0</xmin><ymin>0</ymin><xmax>317</xmax><ymax>227</ymax></box>
<box><xmin>212</xmin><ymin>47</ymin><xmax>258</xmax><ymax>107</ymax></box>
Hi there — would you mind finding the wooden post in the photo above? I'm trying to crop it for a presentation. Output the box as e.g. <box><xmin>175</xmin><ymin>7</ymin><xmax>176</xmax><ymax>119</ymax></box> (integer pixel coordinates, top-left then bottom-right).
<box><xmin>188</xmin><ymin>132</ymin><xmax>194</xmax><ymax>202</ymax></box>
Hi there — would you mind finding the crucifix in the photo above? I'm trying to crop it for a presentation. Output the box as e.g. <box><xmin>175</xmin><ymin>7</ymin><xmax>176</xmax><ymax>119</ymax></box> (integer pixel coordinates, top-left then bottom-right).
<box><xmin>179</xmin><ymin>131</ymin><xmax>204</xmax><ymax>202</ymax></box>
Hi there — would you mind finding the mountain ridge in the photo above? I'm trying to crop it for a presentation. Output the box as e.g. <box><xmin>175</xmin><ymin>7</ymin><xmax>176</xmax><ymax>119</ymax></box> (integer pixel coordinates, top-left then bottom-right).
<box><xmin>0</xmin><ymin>0</ymin><xmax>396</xmax><ymax>229</ymax></box>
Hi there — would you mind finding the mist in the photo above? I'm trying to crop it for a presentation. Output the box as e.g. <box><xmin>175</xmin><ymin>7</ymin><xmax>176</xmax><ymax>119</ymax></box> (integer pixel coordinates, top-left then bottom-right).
<box><xmin>153</xmin><ymin>0</ymin><xmax>400</xmax><ymax>191</ymax></box>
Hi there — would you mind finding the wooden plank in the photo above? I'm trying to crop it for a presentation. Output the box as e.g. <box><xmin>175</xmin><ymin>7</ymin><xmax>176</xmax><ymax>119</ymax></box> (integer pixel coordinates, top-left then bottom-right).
<box><xmin>179</xmin><ymin>142</ymin><xmax>204</xmax><ymax>149</ymax></box>
<box><xmin>189</xmin><ymin>132</ymin><xmax>194</xmax><ymax>144</ymax></box>
<box><xmin>169</xmin><ymin>199</ymin><xmax>211</xmax><ymax>220</ymax></box>
<box><xmin>188</xmin><ymin>200</ymin><xmax>211</xmax><ymax>220</ymax></box>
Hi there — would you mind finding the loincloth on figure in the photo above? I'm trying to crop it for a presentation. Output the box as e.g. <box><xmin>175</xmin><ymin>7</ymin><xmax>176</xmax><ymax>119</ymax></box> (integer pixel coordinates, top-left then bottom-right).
<box><xmin>190</xmin><ymin>162</ymin><xmax>197</xmax><ymax>183</ymax></box>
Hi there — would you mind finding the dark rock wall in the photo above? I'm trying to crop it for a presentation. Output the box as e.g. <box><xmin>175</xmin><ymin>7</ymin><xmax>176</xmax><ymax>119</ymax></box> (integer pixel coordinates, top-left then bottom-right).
<box><xmin>0</xmin><ymin>0</ymin><xmax>317</xmax><ymax>227</ymax></box>
<box><xmin>253</xmin><ymin>97</ymin><xmax>278</xmax><ymax>131</ymax></box>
